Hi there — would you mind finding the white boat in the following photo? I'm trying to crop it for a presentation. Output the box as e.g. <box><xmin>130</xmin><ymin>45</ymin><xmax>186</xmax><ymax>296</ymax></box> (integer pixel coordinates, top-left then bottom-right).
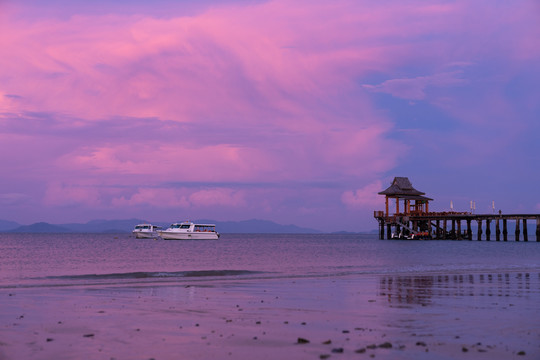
<box><xmin>132</xmin><ymin>224</ymin><xmax>162</xmax><ymax>239</ymax></box>
<box><xmin>158</xmin><ymin>221</ymin><xmax>220</xmax><ymax>240</ymax></box>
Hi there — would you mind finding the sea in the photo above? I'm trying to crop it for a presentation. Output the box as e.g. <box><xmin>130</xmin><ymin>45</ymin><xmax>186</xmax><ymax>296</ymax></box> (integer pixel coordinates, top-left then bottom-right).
<box><xmin>1</xmin><ymin>232</ymin><xmax>539</xmax><ymax>289</ymax></box>
<box><xmin>1</xmin><ymin>233</ymin><xmax>540</xmax><ymax>359</ymax></box>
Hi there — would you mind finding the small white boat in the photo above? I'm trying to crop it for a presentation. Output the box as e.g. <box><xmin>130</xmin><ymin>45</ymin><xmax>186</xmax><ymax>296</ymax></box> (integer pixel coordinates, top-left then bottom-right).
<box><xmin>158</xmin><ymin>221</ymin><xmax>219</xmax><ymax>240</ymax></box>
<box><xmin>132</xmin><ymin>224</ymin><xmax>162</xmax><ymax>239</ymax></box>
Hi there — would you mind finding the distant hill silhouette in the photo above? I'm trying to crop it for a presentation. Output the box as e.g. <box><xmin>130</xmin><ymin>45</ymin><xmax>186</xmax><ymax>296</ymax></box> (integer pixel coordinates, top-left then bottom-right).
<box><xmin>1</xmin><ymin>218</ymin><xmax>322</xmax><ymax>233</ymax></box>
<box><xmin>0</xmin><ymin>219</ymin><xmax>20</xmax><ymax>231</ymax></box>
<box><xmin>198</xmin><ymin>219</ymin><xmax>321</xmax><ymax>233</ymax></box>
<box><xmin>8</xmin><ymin>222</ymin><xmax>71</xmax><ymax>233</ymax></box>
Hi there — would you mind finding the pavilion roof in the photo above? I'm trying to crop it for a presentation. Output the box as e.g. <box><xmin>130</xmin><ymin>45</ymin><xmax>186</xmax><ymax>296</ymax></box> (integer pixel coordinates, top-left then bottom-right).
<box><xmin>378</xmin><ymin>177</ymin><xmax>432</xmax><ymax>200</ymax></box>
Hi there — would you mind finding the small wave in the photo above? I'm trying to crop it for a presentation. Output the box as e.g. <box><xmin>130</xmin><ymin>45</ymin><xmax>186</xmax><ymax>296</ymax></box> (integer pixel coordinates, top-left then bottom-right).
<box><xmin>43</xmin><ymin>269</ymin><xmax>262</xmax><ymax>281</ymax></box>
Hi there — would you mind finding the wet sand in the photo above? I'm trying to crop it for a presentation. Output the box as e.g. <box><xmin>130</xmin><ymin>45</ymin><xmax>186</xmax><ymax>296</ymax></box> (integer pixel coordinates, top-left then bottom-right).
<box><xmin>1</xmin><ymin>271</ymin><xmax>539</xmax><ymax>359</ymax></box>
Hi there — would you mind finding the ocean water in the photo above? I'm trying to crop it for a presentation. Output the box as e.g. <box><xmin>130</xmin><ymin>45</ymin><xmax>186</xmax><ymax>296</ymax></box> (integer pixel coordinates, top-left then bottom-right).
<box><xmin>1</xmin><ymin>232</ymin><xmax>539</xmax><ymax>289</ymax></box>
<box><xmin>1</xmin><ymin>233</ymin><xmax>539</xmax><ymax>359</ymax></box>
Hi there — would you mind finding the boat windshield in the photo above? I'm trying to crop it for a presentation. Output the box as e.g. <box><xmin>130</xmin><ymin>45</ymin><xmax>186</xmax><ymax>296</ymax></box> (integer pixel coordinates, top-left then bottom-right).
<box><xmin>170</xmin><ymin>223</ymin><xmax>192</xmax><ymax>229</ymax></box>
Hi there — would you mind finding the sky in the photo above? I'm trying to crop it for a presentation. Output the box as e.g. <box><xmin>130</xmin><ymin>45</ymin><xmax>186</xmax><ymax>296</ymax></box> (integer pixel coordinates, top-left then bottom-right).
<box><xmin>0</xmin><ymin>0</ymin><xmax>539</xmax><ymax>232</ymax></box>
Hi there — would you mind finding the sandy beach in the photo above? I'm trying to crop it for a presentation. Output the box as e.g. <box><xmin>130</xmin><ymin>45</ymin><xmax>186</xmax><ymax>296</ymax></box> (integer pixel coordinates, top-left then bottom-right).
<box><xmin>1</xmin><ymin>271</ymin><xmax>538</xmax><ymax>360</ymax></box>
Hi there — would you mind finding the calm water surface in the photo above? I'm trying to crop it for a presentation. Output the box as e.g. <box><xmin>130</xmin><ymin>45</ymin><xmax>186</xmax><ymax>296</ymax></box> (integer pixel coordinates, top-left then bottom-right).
<box><xmin>1</xmin><ymin>233</ymin><xmax>539</xmax><ymax>288</ymax></box>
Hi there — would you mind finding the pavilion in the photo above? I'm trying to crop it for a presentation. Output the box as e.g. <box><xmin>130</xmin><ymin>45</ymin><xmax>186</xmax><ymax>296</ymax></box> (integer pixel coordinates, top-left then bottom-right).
<box><xmin>378</xmin><ymin>177</ymin><xmax>433</xmax><ymax>217</ymax></box>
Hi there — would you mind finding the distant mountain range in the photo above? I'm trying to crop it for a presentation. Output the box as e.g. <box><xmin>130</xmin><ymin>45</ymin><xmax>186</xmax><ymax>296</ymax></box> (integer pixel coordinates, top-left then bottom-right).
<box><xmin>0</xmin><ymin>218</ymin><xmax>326</xmax><ymax>234</ymax></box>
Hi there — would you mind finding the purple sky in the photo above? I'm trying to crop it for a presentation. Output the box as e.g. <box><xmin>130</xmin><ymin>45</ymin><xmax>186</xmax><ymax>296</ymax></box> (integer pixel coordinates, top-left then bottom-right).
<box><xmin>1</xmin><ymin>0</ymin><xmax>539</xmax><ymax>232</ymax></box>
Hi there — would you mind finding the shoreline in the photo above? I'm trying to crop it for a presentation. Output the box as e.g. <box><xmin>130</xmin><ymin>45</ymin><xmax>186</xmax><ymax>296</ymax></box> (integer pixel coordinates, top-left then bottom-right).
<box><xmin>1</xmin><ymin>271</ymin><xmax>538</xmax><ymax>359</ymax></box>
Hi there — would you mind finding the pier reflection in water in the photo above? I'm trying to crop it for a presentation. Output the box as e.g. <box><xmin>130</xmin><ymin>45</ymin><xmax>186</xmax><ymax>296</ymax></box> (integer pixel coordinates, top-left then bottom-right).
<box><xmin>378</xmin><ymin>272</ymin><xmax>537</xmax><ymax>306</ymax></box>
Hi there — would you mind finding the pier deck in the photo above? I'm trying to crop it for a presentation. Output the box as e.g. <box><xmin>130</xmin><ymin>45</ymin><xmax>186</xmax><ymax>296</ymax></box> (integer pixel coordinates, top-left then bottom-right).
<box><xmin>374</xmin><ymin>211</ymin><xmax>540</xmax><ymax>241</ymax></box>
<box><xmin>374</xmin><ymin>177</ymin><xmax>540</xmax><ymax>241</ymax></box>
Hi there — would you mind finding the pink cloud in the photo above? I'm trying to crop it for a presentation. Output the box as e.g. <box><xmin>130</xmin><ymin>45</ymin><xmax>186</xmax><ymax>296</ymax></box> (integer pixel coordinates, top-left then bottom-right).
<box><xmin>363</xmin><ymin>71</ymin><xmax>468</xmax><ymax>100</ymax></box>
<box><xmin>110</xmin><ymin>187</ymin><xmax>245</xmax><ymax>208</ymax></box>
<box><xmin>188</xmin><ymin>188</ymin><xmax>246</xmax><ymax>207</ymax></box>
<box><xmin>111</xmin><ymin>188</ymin><xmax>190</xmax><ymax>208</ymax></box>
<box><xmin>341</xmin><ymin>181</ymin><xmax>385</xmax><ymax>208</ymax></box>
<box><xmin>57</xmin><ymin>143</ymin><xmax>278</xmax><ymax>182</ymax></box>
<box><xmin>1</xmin><ymin>0</ymin><xmax>538</xmax><ymax>230</ymax></box>
<box><xmin>43</xmin><ymin>182</ymin><xmax>103</xmax><ymax>207</ymax></box>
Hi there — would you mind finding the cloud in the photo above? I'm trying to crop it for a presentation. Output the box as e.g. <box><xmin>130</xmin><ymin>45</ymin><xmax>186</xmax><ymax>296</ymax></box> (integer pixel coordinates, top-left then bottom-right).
<box><xmin>110</xmin><ymin>187</ymin><xmax>245</xmax><ymax>208</ymax></box>
<box><xmin>111</xmin><ymin>188</ymin><xmax>190</xmax><ymax>208</ymax></box>
<box><xmin>1</xmin><ymin>0</ymin><xmax>539</xmax><ymax>229</ymax></box>
<box><xmin>43</xmin><ymin>182</ymin><xmax>103</xmax><ymax>207</ymax></box>
<box><xmin>189</xmin><ymin>188</ymin><xmax>246</xmax><ymax>207</ymax></box>
<box><xmin>0</xmin><ymin>193</ymin><xmax>31</xmax><ymax>205</ymax></box>
<box><xmin>363</xmin><ymin>71</ymin><xmax>468</xmax><ymax>100</ymax></box>
<box><xmin>341</xmin><ymin>181</ymin><xmax>385</xmax><ymax>208</ymax></box>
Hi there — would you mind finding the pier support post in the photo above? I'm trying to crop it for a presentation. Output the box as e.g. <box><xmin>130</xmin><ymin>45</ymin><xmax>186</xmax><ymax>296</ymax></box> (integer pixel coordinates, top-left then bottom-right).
<box><xmin>457</xmin><ymin>220</ymin><xmax>462</xmax><ymax>240</ymax></box>
<box><xmin>477</xmin><ymin>219</ymin><xmax>483</xmax><ymax>241</ymax></box>
<box><xmin>467</xmin><ymin>219</ymin><xmax>472</xmax><ymax>240</ymax></box>
<box><xmin>515</xmin><ymin>218</ymin><xmax>520</xmax><ymax>242</ymax></box>
<box><xmin>486</xmin><ymin>219</ymin><xmax>491</xmax><ymax>241</ymax></box>
<box><xmin>503</xmin><ymin>219</ymin><xmax>508</xmax><ymax>241</ymax></box>
<box><xmin>496</xmin><ymin>218</ymin><xmax>500</xmax><ymax>241</ymax></box>
<box><xmin>379</xmin><ymin>220</ymin><xmax>384</xmax><ymax>240</ymax></box>
<box><xmin>443</xmin><ymin>220</ymin><xmax>448</xmax><ymax>239</ymax></box>
<box><xmin>523</xmin><ymin>219</ymin><xmax>528</xmax><ymax>242</ymax></box>
<box><xmin>387</xmin><ymin>224</ymin><xmax>391</xmax><ymax>240</ymax></box>
<box><xmin>451</xmin><ymin>219</ymin><xmax>456</xmax><ymax>239</ymax></box>
<box><xmin>436</xmin><ymin>220</ymin><xmax>441</xmax><ymax>239</ymax></box>
<box><xmin>536</xmin><ymin>218</ymin><xmax>540</xmax><ymax>242</ymax></box>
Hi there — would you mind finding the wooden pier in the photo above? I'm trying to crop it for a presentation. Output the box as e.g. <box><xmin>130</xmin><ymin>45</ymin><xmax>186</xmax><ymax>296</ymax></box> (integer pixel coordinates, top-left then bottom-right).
<box><xmin>374</xmin><ymin>177</ymin><xmax>540</xmax><ymax>241</ymax></box>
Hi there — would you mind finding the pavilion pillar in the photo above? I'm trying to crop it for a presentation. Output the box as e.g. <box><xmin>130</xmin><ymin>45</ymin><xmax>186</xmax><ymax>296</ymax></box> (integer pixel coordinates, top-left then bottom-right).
<box><xmin>385</xmin><ymin>197</ymin><xmax>389</xmax><ymax>217</ymax></box>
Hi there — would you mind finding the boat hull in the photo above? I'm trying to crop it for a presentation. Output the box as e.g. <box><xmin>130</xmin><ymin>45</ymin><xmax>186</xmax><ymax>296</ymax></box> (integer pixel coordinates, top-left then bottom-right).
<box><xmin>133</xmin><ymin>231</ymin><xmax>158</xmax><ymax>239</ymax></box>
<box><xmin>158</xmin><ymin>231</ymin><xmax>219</xmax><ymax>240</ymax></box>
